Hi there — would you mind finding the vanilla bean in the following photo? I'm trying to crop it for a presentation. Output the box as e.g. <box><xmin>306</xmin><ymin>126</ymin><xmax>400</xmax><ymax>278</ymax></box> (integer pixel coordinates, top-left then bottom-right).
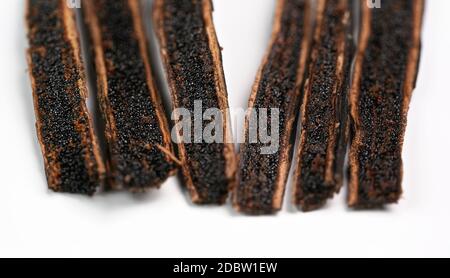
<box><xmin>234</xmin><ymin>0</ymin><xmax>312</xmax><ymax>214</ymax></box>
<box><xmin>26</xmin><ymin>0</ymin><xmax>104</xmax><ymax>195</ymax></box>
<box><xmin>348</xmin><ymin>0</ymin><xmax>424</xmax><ymax>208</ymax></box>
<box><xmin>154</xmin><ymin>0</ymin><xmax>236</xmax><ymax>204</ymax></box>
<box><xmin>81</xmin><ymin>0</ymin><xmax>177</xmax><ymax>191</ymax></box>
<box><xmin>293</xmin><ymin>0</ymin><xmax>354</xmax><ymax>211</ymax></box>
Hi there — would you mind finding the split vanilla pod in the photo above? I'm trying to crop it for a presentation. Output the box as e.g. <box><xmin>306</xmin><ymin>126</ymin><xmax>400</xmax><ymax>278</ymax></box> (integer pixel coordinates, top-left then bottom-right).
<box><xmin>293</xmin><ymin>0</ymin><xmax>354</xmax><ymax>211</ymax></box>
<box><xmin>82</xmin><ymin>0</ymin><xmax>177</xmax><ymax>191</ymax></box>
<box><xmin>234</xmin><ymin>0</ymin><xmax>312</xmax><ymax>214</ymax></box>
<box><xmin>348</xmin><ymin>0</ymin><xmax>424</xmax><ymax>208</ymax></box>
<box><xmin>26</xmin><ymin>0</ymin><xmax>105</xmax><ymax>195</ymax></box>
<box><xmin>154</xmin><ymin>0</ymin><xmax>237</xmax><ymax>204</ymax></box>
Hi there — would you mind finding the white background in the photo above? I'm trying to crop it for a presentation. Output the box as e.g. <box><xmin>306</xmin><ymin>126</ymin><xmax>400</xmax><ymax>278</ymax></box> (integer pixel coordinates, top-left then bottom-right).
<box><xmin>1</xmin><ymin>0</ymin><xmax>449</xmax><ymax>258</ymax></box>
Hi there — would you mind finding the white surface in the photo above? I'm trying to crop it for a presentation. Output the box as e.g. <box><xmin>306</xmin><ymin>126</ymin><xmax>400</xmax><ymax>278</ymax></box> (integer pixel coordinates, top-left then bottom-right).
<box><xmin>1</xmin><ymin>0</ymin><xmax>450</xmax><ymax>258</ymax></box>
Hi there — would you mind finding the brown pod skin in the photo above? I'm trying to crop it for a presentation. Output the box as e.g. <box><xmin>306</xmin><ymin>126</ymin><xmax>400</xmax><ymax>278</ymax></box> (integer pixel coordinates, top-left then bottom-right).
<box><xmin>234</xmin><ymin>0</ymin><xmax>312</xmax><ymax>214</ymax></box>
<box><xmin>153</xmin><ymin>0</ymin><xmax>236</xmax><ymax>204</ymax></box>
<box><xmin>82</xmin><ymin>0</ymin><xmax>177</xmax><ymax>191</ymax></box>
<box><xmin>26</xmin><ymin>0</ymin><xmax>105</xmax><ymax>195</ymax></box>
<box><xmin>348</xmin><ymin>0</ymin><xmax>424</xmax><ymax>208</ymax></box>
<box><xmin>293</xmin><ymin>0</ymin><xmax>354</xmax><ymax>212</ymax></box>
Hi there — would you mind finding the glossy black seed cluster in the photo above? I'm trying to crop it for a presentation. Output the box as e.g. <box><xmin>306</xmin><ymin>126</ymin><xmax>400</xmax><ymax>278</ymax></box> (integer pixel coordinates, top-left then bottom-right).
<box><xmin>27</xmin><ymin>0</ymin><xmax>101</xmax><ymax>195</ymax></box>
<box><xmin>296</xmin><ymin>1</ymin><xmax>352</xmax><ymax>210</ymax></box>
<box><xmin>355</xmin><ymin>1</ymin><xmax>413</xmax><ymax>206</ymax></box>
<box><xmin>161</xmin><ymin>0</ymin><xmax>229</xmax><ymax>203</ymax></box>
<box><xmin>93</xmin><ymin>0</ymin><xmax>175</xmax><ymax>189</ymax></box>
<box><xmin>236</xmin><ymin>0</ymin><xmax>307</xmax><ymax>213</ymax></box>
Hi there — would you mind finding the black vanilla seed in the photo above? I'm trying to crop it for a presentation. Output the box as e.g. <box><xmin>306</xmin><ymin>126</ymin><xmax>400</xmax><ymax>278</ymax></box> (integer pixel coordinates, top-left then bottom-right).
<box><xmin>293</xmin><ymin>0</ymin><xmax>354</xmax><ymax>212</ymax></box>
<box><xmin>26</xmin><ymin>0</ymin><xmax>105</xmax><ymax>195</ymax></box>
<box><xmin>154</xmin><ymin>0</ymin><xmax>236</xmax><ymax>204</ymax></box>
<box><xmin>348</xmin><ymin>0</ymin><xmax>424</xmax><ymax>208</ymax></box>
<box><xmin>82</xmin><ymin>0</ymin><xmax>177</xmax><ymax>191</ymax></box>
<box><xmin>233</xmin><ymin>0</ymin><xmax>312</xmax><ymax>214</ymax></box>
